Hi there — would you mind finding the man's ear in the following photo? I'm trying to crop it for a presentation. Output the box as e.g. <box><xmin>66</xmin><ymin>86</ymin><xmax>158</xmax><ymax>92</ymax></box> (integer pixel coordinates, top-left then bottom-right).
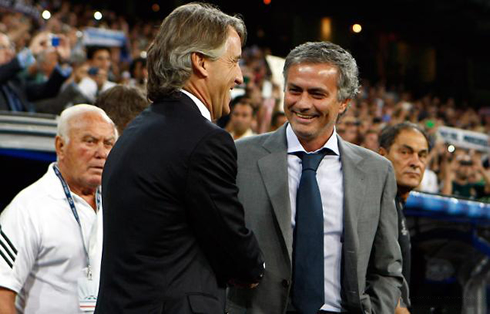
<box><xmin>190</xmin><ymin>52</ymin><xmax>208</xmax><ymax>78</ymax></box>
<box><xmin>379</xmin><ymin>146</ymin><xmax>388</xmax><ymax>157</ymax></box>
<box><xmin>55</xmin><ymin>136</ymin><xmax>65</xmax><ymax>160</ymax></box>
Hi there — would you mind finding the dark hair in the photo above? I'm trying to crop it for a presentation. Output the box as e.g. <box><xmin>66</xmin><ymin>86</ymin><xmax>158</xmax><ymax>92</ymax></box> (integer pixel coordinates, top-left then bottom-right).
<box><xmin>232</xmin><ymin>97</ymin><xmax>254</xmax><ymax>115</ymax></box>
<box><xmin>379</xmin><ymin>122</ymin><xmax>430</xmax><ymax>151</ymax></box>
<box><xmin>86</xmin><ymin>46</ymin><xmax>111</xmax><ymax>60</ymax></box>
<box><xmin>94</xmin><ymin>85</ymin><xmax>149</xmax><ymax>134</ymax></box>
<box><xmin>130</xmin><ymin>57</ymin><xmax>147</xmax><ymax>76</ymax></box>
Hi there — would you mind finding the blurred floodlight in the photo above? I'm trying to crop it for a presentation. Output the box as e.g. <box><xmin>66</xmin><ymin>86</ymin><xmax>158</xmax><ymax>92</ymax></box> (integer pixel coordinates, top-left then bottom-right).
<box><xmin>321</xmin><ymin>18</ymin><xmax>332</xmax><ymax>41</ymax></box>
<box><xmin>42</xmin><ymin>10</ymin><xmax>51</xmax><ymax>20</ymax></box>
<box><xmin>94</xmin><ymin>11</ymin><xmax>103</xmax><ymax>21</ymax></box>
<box><xmin>448</xmin><ymin>145</ymin><xmax>456</xmax><ymax>153</ymax></box>
<box><xmin>352</xmin><ymin>24</ymin><xmax>362</xmax><ymax>33</ymax></box>
<box><xmin>152</xmin><ymin>4</ymin><xmax>160</xmax><ymax>12</ymax></box>
<box><xmin>263</xmin><ymin>0</ymin><xmax>271</xmax><ymax>5</ymax></box>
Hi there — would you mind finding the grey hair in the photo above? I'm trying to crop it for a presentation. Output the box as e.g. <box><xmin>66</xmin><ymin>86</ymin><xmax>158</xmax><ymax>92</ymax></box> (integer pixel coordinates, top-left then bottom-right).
<box><xmin>57</xmin><ymin>104</ymin><xmax>118</xmax><ymax>143</ymax></box>
<box><xmin>146</xmin><ymin>2</ymin><xmax>246</xmax><ymax>101</ymax></box>
<box><xmin>283</xmin><ymin>41</ymin><xmax>360</xmax><ymax>101</ymax></box>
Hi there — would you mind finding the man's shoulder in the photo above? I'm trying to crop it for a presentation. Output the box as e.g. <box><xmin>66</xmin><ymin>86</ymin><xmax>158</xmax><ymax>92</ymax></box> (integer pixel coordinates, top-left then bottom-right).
<box><xmin>341</xmin><ymin>140</ymin><xmax>391</xmax><ymax>169</ymax></box>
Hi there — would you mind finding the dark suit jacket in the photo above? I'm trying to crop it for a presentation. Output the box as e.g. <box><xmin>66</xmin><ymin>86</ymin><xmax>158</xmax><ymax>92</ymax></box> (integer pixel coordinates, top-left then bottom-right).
<box><xmin>0</xmin><ymin>57</ymin><xmax>69</xmax><ymax>112</ymax></box>
<box><xmin>95</xmin><ymin>93</ymin><xmax>264</xmax><ymax>314</ymax></box>
<box><xmin>227</xmin><ymin>125</ymin><xmax>403</xmax><ymax>314</ymax></box>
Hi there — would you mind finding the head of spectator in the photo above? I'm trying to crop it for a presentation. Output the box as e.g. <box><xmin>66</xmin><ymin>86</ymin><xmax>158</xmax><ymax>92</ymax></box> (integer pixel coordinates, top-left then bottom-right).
<box><xmin>270</xmin><ymin>111</ymin><xmax>287</xmax><ymax>132</ymax></box>
<box><xmin>146</xmin><ymin>2</ymin><xmax>246</xmax><ymax>120</ymax></box>
<box><xmin>454</xmin><ymin>153</ymin><xmax>474</xmax><ymax>183</ymax></box>
<box><xmin>0</xmin><ymin>32</ymin><xmax>14</xmax><ymax>65</ymax></box>
<box><xmin>55</xmin><ymin>104</ymin><xmax>117</xmax><ymax>204</ymax></box>
<box><xmin>94</xmin><ymin>85</ymin><xmax>149</xmax><ymax>134</ymax></box>
<box><xmin>337</xmin><ymin>115</ymin><xmax>361</xmax><ymax>145</ymax></box>
<box><xmin>130</xmin><ymin>57</ymin><xmax>148</xmax><ymax>86</ymax></box>
<box><xmin>87</xmin><ymin>46</ymin><xmax>111</xmax><ymax>72</ymax></box>
<box><xmin>379</xmin><ymin>122</ymin><xmax>430</xmax><ymax>201</ymax></box>
<box><xmin>36</xmin><ymin>49</ymin><xmax>59</xmax><ymax>78</ymax></box>
<box><xmin>360</xmin><ymin>129</ymin><xmax>379</xmax><ymax>152</ymax></box>
<box><xmin>229</xmin><ymin>97</ymin><xmax>255</xmax><ymax>140</ymax></box>
<box><xmin>282</xmin><ymin>41</ymin><xmax>359</xmax><ymax>151</ymax></box>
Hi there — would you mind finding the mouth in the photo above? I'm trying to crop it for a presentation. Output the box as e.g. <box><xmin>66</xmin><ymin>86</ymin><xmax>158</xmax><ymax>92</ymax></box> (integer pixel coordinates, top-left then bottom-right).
<box><xmin>293</xmin><ymin>111</ymin><xmax>318</xmax><ymax>121</ymax></box>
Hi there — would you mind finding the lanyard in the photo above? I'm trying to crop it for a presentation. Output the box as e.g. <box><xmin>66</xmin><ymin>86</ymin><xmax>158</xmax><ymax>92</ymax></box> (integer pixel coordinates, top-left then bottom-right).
<box><xmin>53</xmin><ymin>163</ymin><xmax>100</xmax><ymax>280</ymax></box>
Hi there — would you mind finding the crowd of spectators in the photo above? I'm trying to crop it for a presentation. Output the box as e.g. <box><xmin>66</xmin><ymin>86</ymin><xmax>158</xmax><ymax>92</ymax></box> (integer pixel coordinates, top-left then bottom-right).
<box><xmin>2</xmin><ymin>1</ymin><xmax>490</xmax><ymax>203</ymax></box>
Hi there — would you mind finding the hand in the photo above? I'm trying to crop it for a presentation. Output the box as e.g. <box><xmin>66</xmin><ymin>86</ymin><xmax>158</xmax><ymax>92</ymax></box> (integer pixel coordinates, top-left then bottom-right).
<box><xmin>29</xmin><ymin>31</ymin><xmax>50</xmax><ymax>56</ymax></box>
<box><xmin>55</xmin><ymin>34</ymin><xmax>71</xmax><ymax>63</ymax></box>
<box><xmin>395</xmin><ymin>299</ymin><xmax>411</xmax><ymax>314</ymax></box>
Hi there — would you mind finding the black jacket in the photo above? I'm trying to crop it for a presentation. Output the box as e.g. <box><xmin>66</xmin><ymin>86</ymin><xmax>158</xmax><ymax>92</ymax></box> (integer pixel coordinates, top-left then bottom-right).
<box><xmin>95</xmin><ymin>93</ymin><xmax>264</xmax><ymax>314</ymax></box>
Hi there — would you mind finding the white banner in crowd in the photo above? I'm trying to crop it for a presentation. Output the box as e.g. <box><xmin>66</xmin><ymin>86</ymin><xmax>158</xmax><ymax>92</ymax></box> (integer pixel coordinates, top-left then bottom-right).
<box><xmin>437</xmin><ymin>126</ymin><xmax>490</xmax><ymax>152</ymax></box>
<box><xmin>82</xmin><ymin>27</ymin><xmax>126</xmax><ymax>47</ymax></box>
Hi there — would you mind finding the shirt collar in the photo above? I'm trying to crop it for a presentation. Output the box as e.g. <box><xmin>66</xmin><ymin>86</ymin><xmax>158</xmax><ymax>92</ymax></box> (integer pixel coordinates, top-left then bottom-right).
<box><xmin>286</xmin><ymin>123</ymin><xmax>340</xmax><ymax>156</ymax></box>
<box><xmin>180</xmin><ymin>89</ymin><xmax>211</xmax><ymax>121</ymax></box>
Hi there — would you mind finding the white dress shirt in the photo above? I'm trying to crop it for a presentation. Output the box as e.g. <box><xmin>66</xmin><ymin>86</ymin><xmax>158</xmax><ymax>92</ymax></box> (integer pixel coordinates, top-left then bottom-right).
<box><xmin>286</xmin><ymin>124</ymin><xmax>344</xmax><ymax>312</ymax></box>
<box><xmin>181</xmin><ymin>89</ymin><xmax>211</xmax><ymax>121</ymax></box>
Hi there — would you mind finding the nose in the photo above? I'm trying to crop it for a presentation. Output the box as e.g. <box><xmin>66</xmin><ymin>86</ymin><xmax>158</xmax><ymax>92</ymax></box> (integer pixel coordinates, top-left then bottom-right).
<box><xmin>295</xmin><ymin>92</ymin><xmax>312</xmax><ymax>111</ymax></box>
<box><xmin>235</xmin><ymin>65</ymin><xmax>244</xmax><ymax>86</ymax></box>
<box><xmin>409</xmin><ymin>153</ymin><xmax>423</xmax><ymax>169</ymax></box>
<box><xmin>95</xmin><ymin>142</ymin><xmax>110</xmax><ymax>159</ymax></box>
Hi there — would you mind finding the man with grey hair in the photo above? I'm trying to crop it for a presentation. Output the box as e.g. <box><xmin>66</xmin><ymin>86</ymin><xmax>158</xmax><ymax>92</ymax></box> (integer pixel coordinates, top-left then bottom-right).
<box><xmin>227</xmin><ymin>41</ymin><xmax>403</xmax><ymax>314</ymax></box>
<box><xmin>96</xmin><ymin>3</ymin><xmax>264</xmax><ymax>314</ymax></box>
<box><xmin>0</xmin><ymin>104</ymin><xmax>117</xmax><ymax>314</ymax></box>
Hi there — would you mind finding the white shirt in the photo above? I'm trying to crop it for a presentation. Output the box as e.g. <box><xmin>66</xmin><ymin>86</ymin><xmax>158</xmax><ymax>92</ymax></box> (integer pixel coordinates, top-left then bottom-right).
<box><xmin>286</xmin><ymin>124</ymin><xmax>344</xmax><ymax>312</ymax></box>
<box><xmin>0</xmin><ymin>164</ymin><xmax>99</xmax><ymax>314</ymax></box>
<box><xmin>181</xmin><ymin>89</ymin><xmax>211</xmax><ymax>121</ymax></box>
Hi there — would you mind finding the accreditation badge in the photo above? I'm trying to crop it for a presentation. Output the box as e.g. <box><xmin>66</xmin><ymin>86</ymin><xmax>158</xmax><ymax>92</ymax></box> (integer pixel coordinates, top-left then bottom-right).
<box><xmin>78</xmin><ymin>267</ymin><xmax>98</xmax><ymax>313</ymax></box>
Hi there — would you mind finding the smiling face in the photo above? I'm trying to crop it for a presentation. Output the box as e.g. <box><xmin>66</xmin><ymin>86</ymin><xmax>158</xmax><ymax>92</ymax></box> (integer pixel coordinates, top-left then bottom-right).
<box><xmin>56</xmin><ymin>112</ymin><xmax>116</xmax><ymax>193</ymax></box>
<box><xmin>204</xmin><ymin>28</ymin><xmax>243</xmax><ymax>120</ymax></box>
<box><xmin>380</xmin><ymin>128</ymin><xmax>429</xmax><ymax>193</ymax></box>
<box><xmin>284</xmin><ymin>62</ymin><xmax>349</xmax><ymax>151</ymax></box>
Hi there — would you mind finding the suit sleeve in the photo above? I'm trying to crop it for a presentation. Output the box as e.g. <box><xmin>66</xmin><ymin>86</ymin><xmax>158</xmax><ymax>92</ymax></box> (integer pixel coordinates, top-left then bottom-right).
<box><xmin>184</xmin><ymin>128</ymin><xmax>264</xmax><ymax>284</ymax></box>
<box><xmin>365</xmin><ymin>162</ymin><xmax>404</xmax><ymax>313</ymax></box>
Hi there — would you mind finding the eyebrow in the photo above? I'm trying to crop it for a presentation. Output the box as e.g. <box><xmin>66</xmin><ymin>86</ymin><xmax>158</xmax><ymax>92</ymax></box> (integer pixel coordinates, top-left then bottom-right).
<box><xmin>288</xmin><ymin>83</ymin><xmax>328</xmax><ymax>94</ymax></box>
<box><xmin>401</xmin><ymin>144</ymin><xmax>428</xmax><ymax>153</ymax></box>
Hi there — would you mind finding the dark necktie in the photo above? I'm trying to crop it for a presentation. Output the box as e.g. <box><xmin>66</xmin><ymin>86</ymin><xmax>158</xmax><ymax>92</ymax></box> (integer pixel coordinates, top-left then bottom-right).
<box><xmin>292</xmin><ymin>149</ymin><xmax>330</xmax><ymax>314</ymax></box>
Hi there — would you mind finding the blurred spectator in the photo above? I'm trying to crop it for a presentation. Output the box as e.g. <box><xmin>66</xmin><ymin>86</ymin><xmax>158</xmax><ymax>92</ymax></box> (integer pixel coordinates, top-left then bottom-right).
<box><xmin>269</xmin><ymin>110</ymin><xmax>287</xmax><ymax>132</ymax></box>
<box><xmin>77</xmin><ymin>46</ymin><xmax>116</xmax><ymax>103</ymax></box>
<box><xmin>360</xmin><ymin>128</ymin><xmax>379</xmax><ymax>152</ymax></box>
<box><xmin>441</xmin><ymin>150</ymin><xmax>490</xmax><ymax>199</ymax></box>
<box><xmin>0</xmin><ymin>105</ymin><xmax>117</xmax><ymax>313</ymax></box>
<box><xmin>0</xmin><ymin>32</ymin><xmax>71</xmax><ymax>111</ymax></box>
<box><xmin>127</xmin><ymin>57</ymin><xmax>147</xmax><ymax>92</ymax></box>
<box><xmin>228</xmin><ymin>97</ymin><xmax>255</xmax><ymax>140</ymax></box>
<box><xmin>337</xmin><ymin>115</ymin><xmax>361</xmax><ymax>145</ymax></box>
<box><xmin>94</xmin><ymin>85</ymin><xmax>149</xmax><ymax>135</ymax></box>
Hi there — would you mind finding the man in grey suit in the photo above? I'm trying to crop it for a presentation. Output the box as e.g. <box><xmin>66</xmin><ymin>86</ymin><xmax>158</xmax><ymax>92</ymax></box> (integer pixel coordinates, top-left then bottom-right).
<box><xmin>227</xmin><ymin>41</ymin><xmax>403</xmax><ymax>314</ymax></box>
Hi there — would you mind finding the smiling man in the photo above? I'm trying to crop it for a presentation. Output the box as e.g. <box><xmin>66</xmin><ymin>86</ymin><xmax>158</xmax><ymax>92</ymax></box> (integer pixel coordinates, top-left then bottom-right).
<box><xmin>0</xmin><ymin>105</ymin><xmax>117</xmax><ymax>314</ymax></box>
<box><xmin>227</xmin><ymin>41</ymin><xmax>403</xmax><ymax>314</ymax></box>
<box><xmin>95</xmin><ymin>3</ymin><xmax>264</xmax><ymax>314</ymax></box>
<box><xmin>379</xmin><ymin>122</ymin><xmax>430</xmax><ymax>314</ymax></box>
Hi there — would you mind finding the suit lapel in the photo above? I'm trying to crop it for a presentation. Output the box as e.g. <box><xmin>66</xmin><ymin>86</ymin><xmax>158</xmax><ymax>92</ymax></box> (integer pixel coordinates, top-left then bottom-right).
<box><xmin>257</xmin><ymin>125</ymin><xmax>293</xmax><ymax>261</ymax></box>
<box><xmin>339</xmin><ymin>137</ymin><xmax>367</xmax><ymax>308</ymax></box>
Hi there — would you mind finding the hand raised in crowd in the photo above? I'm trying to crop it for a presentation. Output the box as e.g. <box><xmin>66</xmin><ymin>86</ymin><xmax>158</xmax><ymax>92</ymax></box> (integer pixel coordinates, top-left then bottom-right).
<box><xmin>55</xmin><ymin>34</ymin><xmax>71</xmax><ymax>63</ymax></box>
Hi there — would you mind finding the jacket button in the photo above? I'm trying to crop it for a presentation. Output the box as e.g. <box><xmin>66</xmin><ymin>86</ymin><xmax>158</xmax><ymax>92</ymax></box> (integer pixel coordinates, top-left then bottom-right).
<box><xmin>282</xmin><ymin>279</ymin><xmax>290</xmax><ymax>288</ymax></box>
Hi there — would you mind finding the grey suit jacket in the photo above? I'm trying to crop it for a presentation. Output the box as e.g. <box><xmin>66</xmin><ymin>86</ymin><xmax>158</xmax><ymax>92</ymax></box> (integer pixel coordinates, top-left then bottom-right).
<box><xmin>227</xmin><ymin>124</ymin><xmax>403</xmax><ymax>314</ymax></box>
